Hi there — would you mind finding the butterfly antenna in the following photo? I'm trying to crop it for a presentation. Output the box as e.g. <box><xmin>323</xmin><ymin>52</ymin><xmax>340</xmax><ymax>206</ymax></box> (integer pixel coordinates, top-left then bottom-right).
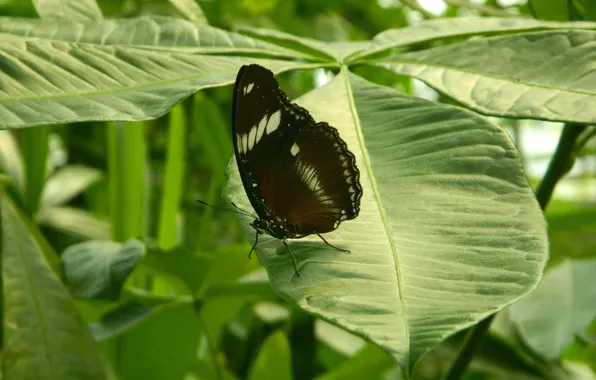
<box><xmin>196</xmin><ymin>199</ymin><xmax>254</xmax><ymax>218</ymax></box>
<box><xmin>247</xmin><ymin>231</ymin><xmax>261</xmax><ymax>259</ymax></box>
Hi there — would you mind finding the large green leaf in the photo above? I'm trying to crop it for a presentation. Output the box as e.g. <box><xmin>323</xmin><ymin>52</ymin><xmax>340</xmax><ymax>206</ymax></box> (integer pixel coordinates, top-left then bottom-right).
<box><xmin>364</xmin><ymin>17</ymin><xmax>596</xmax><ymax>55</ymax></box>
<box><xmin>509</xmin><ymin>259</ymin><xmax>596</xmax><ymax>360</ymax></box>
<box><xmin>0</xmin><ymin>16</ymin><xmax>320</xmax><ymax>128</ymax></box>
<box><xmin>376</xmin><ymin>30</ymin><xmax>596</xmax><ymax>124</ymax></box>
<box><xmin>224</xmin><ymin>69</ymin><xmax>547</xmax><ymax>375</ymax></box>
<box><xmin>1</xmin><ymin>192</ymin><xmax>113</xmax><ymax>379</ymax></box>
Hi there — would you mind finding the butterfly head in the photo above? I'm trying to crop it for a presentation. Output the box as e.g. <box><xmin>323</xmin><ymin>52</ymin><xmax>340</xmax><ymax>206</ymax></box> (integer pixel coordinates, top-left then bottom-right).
<box><xmin>251</xmin><ymin>218</ymin><xmax>297</xmax><ymax>239</ymax></box>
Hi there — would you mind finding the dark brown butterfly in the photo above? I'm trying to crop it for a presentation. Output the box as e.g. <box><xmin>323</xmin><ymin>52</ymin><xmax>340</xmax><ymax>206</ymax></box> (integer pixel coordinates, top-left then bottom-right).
<box><xmin>232</xmin><ymin>64</ymin><xmax>362</xmax><ymax>275</ymax></box>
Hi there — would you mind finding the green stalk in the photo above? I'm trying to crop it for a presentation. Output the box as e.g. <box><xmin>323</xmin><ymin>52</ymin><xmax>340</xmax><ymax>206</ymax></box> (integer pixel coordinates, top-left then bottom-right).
<box><xmin>19</xmin><ymin>126</ymin><xmax>49</xmax><ymax>216</ymax></box>
<box><xmin>107</xmin><ymin>122</ymin><xmax>148</xmax><ymax>242</ymax></box>
<box><xmin>157</xmin><ymin>104</ymin><xmax>187</xmax><ymax>250</ymax></box>
<box><xmin>441</xmin><ymin>123</ymin><xmax>587</xmax><ymax>380</ymax></box>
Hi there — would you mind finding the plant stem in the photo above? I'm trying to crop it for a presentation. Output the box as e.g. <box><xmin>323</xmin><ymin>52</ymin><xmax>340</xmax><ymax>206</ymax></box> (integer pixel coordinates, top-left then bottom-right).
<box><xmin>535</xmin><ymin>123</ymin><xmax>587</xmax><ymax>209</ymax></box>
<box><xmin>198</xmin><ymin>309</ymin><xmax>224</xmax><ymax>380</ymax></box>
<box><xmin>441</xmin><ymin>122</ymin><xmax>587</xmax><ymax>380</ymax></box>
<box><xmin>573</xmin><ymin>125</ymin><xmax>596</xmax><ymax>154</ymax></box>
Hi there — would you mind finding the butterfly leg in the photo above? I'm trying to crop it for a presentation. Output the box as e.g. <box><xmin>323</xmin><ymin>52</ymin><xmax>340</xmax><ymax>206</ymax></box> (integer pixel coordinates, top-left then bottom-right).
<box><xmin>316</xmin><ymin>233</ymin><xmax>350</xmax><ymax>253</ymax></box>
<box><xmin>282</xmin><ymin>239</ymin><xmax>301</xmax><ymax>277</ymax></box>
<box><xmin>248</xmin><ymin>231</ymin><xmax>261</xmax><ymax>259</ymax></box>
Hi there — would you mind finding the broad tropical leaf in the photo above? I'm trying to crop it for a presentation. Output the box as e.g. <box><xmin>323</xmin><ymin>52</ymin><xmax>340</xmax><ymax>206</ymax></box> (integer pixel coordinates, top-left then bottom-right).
<box><xmin>364</xmin><ymin>17</ymin><xmax>596</xmax><ymax>55</ymax></box>
<box><xmin>0</xmin><ymin>16</ymin><xmax>318</xmax><ymax>128</ymax></box>
<box><xmin>375</xmin><ymin>30</ymin><xmax>596</xmax><ymax>124</ymax></box>
<box><xmin>225</xmin><ymin>69</ymin><xmax>548</xmax><ymax>374</ymax></box>
<box><xmin>1</xmin><ymin>192</ymin><xmax>113</xmax><ymax>379</ymax></box>
<box><xmin>509</xmin><ymin>259</ymin><xmax>596</xmax><ymax>360</ymax></box>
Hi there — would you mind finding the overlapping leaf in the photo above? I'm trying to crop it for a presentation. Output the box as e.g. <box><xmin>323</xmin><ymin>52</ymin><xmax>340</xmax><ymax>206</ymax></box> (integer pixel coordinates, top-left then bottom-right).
<box><xmin>365</xmin><ymin>17</ymin><xmax>596</xmax><ymax>54</ymax></box>
<box><xmin>0</xmin><ymin>16</ymin><xmax>322</xmax><ymax>128</ymax></box>
<box><xmin>225</xmin><ymin>70</ymin><xmax>548</xmax><ymax>374</ymax></box>
<box><xmin>509</xmin><ymin>259</ymin><xmax>596</xmax><ymax>360</ymax></box>
<box><xmin>1</xmin><ymin>193</ymin><xmax>112</xmax><ymax>379</ymax></box>
<box><xmin>375</xmin><ymin>30</ymin><xmax>596</xmax><ymax>124</ymax></box>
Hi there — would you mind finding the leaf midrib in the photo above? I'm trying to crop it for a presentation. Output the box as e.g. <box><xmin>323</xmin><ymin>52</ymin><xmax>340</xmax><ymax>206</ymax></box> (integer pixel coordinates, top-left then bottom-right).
<box><xmin>341</xmin><ymin>68</ymin><xmax>409</xmax><ymax>358</ymax></box>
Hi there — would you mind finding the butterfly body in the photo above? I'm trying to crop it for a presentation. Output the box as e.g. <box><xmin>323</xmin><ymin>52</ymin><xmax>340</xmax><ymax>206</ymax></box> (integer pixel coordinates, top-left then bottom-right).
<box><xmin>232</xmin><ymin>64</ymin><xmax>362</xmax><ymax>274</ymax></box>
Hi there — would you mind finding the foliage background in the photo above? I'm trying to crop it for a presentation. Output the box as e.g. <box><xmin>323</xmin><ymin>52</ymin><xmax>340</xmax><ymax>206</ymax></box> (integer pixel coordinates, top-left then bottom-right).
<box><xmin>0</xmin><ymin>0</ymin><xmax>595</xmax><ymax>379</ymax></box>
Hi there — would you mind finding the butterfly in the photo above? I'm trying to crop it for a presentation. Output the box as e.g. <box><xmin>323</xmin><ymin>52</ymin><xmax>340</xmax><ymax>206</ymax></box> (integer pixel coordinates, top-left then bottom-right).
<box><xmin>232</xmin><ymin>64</ymin><xmax>362</xmax><ymax>275</ymax></box>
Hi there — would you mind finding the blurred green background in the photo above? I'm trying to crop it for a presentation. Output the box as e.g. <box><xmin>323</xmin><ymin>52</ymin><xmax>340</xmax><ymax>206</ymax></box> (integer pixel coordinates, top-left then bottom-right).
<box><xmin>0</xmin><ymin>0</ymin><xmax>595</xmax><ymax>379</ymax></box>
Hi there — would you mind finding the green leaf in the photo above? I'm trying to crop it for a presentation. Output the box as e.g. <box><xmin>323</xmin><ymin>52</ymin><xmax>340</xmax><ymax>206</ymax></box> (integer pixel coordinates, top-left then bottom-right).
<box><xmin>248</xmin><ymin>330</ymin><xmax>293</xmax><ymax>380</ymax></box>
<box><xmin>579</xmin><ymin>0</ymin><xmax>596</xmax><ymax>21</ymax></box>
<box><xmin>90</xmin><ymin>302</ymin><xmax>174</xmax><ymax>341</ymax></box>
<box><xmin>316</xmin><ymin>344</ymin><xmax>395</xmax><ymax>380</ymax></box>
<box><xmin>105</xmin><ymin>302</ymin><xmax>200</xmax><ymax>380</ymax></box>
<box><xmin>437</xmin><ymin>327</ymin><xmax>546</xmax><ymax>379</ymax></box>
<box><xmin>0</xmin><ymin>131</ymin><xmax>24</xmax><ymax>195</ymax></box>
<box><xmin>33</xmin><ymin>0</ymin><xmax>103</xmax><ymax>21</ymax></box>
<box><xmin>238</xmin><ymin>26</ymin><xmax>366</xmax><ymax>61</ymax></box>
<box><xmin>365</xmin><ymin>17</ymin><xmax>596</xmax><ymax>56</ymax></box>
<box><xmin>142</xmin><ymin>246</ymin><xmax>212</xmax><ymax>295</ymax></box>
<box><xmin>0</xmin><ymin>16</ymin><xmax>317</xmax><ymax>128</ymax></box>
<box><xmin>547</xmin><ymin>204</ymin><xmax>596</xmax><ymax>264</ymax></box>
<box><xmin>529</xmin><ymin>0</ymin><xmax>569</xmax><ymax>21</ymax></box>
<box><xmin>1</xmin><ymin>192</ymin><xmax>112</xmax><ymax>379</ymax></box>
<box><xmin>40</xmin><ymin>165</ymin><xmax>103</xmax><ymax>208</ymax></box>
<box><xmin>62</xmin><ymin>239</ymin><xmax>145</xmax><ymax>300</ymax></box>
<box><xmin>224</xmin><ymin>69</ymin><xmax>548</xmax><ymax>374</ymax></box>
<box><xmin>509</xmin><ymin>259</ymin><xmax>596</xmax><ymax>360</ymax></box>
<box><xmin>377</xmin><ymin>30</ymin><xmax>596</xmax><ymax>124</ymax></box>
<box><xmin>36</xmin><ymin>206</ymin><xmax>111</xmax><ymax>240</ymax></box>
<box><xmin>168</xmin><ymin>0</ymin><xmax>208</xmax><ymax>23</ymax></box>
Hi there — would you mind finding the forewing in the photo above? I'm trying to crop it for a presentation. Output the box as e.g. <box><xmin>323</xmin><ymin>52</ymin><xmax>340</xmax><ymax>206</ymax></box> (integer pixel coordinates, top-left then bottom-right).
<box><xmin>232</xmin><ymin>64</ymin><xmax>313</xmax><ymax>219</ymax></box>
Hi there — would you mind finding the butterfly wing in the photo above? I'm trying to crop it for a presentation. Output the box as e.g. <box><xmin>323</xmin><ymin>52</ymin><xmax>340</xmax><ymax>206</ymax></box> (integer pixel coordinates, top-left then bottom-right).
<box><xmin>232</xmin><ymin>64</ymin><xmax>362</xmax><ymax>236</ymax></box>
<box><xmin>279</xmin><ymin>122</ymin><xmax>362</xmax><ymax>235</ymax></box>
<box><xmin>232</xmin><ymin>64</ymin><xmax>310</xmax><ymax>220</ymax></box>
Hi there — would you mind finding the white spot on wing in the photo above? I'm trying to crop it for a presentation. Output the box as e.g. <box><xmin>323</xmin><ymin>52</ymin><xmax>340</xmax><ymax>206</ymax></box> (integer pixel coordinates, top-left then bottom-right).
<box><xmin>267</xmin><ymin>109</ymin><xmax>281</xmax><ymax>134</ymax></box>
<box><xmin>295</xmin><ymin>159</ymin><xmax>326</xmax><ymax>202</ymax></box>
<box><xmin>244</xmin><ymin>82</ymin><xmax>255</xmax><ymax>94</ymax></box>
<box><xmin>247</xmin><ymin>126</ymin><xmax>257</xmax><ymax>150</ymax></box>
<box><xmin>258</xmin><ymin>115</ymin><xmax>268</xmax><ymax>138</ymax></box>
<box><xmin>236</xmin><ymin>134</ymin><xmax>243</xmax><ymax>153</ymax></box>
<box><xmin>290</xmin><ymin>143</ymin><xmax>300</xmax><ymax>156</ymax></box>
<box><xmin>256</xmin><ymin>116</ymin><xmax>267</xmax><ymax>143</ymax></box>
<box><xmin>242</xmin><ymin>134</ymin><xmax>248</xmax><ymax>153</ymax></box>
